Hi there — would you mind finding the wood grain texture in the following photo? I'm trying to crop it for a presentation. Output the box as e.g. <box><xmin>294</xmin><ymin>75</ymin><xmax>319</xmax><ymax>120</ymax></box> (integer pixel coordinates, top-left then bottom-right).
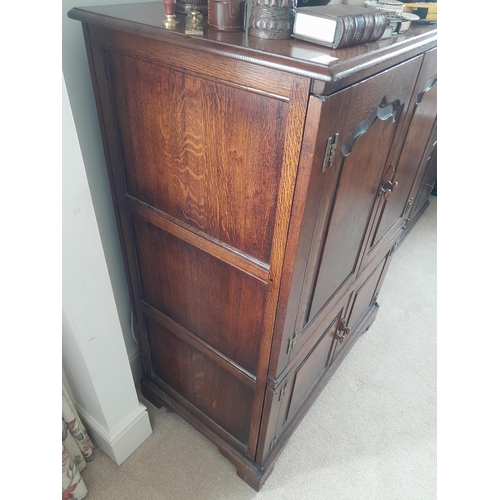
<box><xmin>106</xmin><ymin>49</ymin><xmax>287</xmax><ymax>263</ymax></box>
<box><xmin>91</xmin><ymin>25</ymin><xmax>295</xmax><ymax>100</ymax></box>
<box><xmin>300</xmin><ymin>56</ymin><xmax>422</xmax><ymax>325</ymax></box>
<box><xmin>146</xmin><ymin>316</ymin><xmax>255</xmax><ymax>447</ymax></box>
<box><xmin>132</xmin><ymin>214</ymin><xmax>267</xmax><ymax>376</ymax></box>
<box><xmin>365</xmin><ymin>48</ymin><xmax>437</xmax><ymax>262</ymax></box>
<box><xmin>245</xmin><ymin>73</ymin><xmax>312</xmax><ymax>461</ymax></box>
<box><xmin>142</xmin><ymin>301</ymin><xmax>257</xmax><ymax>389</ymax></box>
<box><xmin>268</xmin><ymin>95</ymin><xmax>330</xmax><ymax>379</ymax></box>
<box><xmin>123</xmin><ymin>195</ymin><xmax>270</xmax><ymax>280</ymax></box>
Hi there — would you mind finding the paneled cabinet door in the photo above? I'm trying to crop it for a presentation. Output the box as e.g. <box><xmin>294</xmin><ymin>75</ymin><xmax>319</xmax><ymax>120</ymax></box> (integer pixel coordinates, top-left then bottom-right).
<box><xmin>292</xmin><ymin>56</ymin><xmax>422</xmax><ymax>334</ymax></box>
<box><xmin>257</xmin><ymin>299</ymin><xmax>348</xmax><ymax>465</ymax></box>
<box><xmin>362</xmin><ymin>48</ymin><xmax>437</xmax><ymax>268</ymax></box>
<box><xmin>407</xmin><ymin>124</ymin><xmax>437</xmax><ymax>225</ymax></box>
<box><xmin>332</xmin><ymin>244</ymin><xmax>394</xmax><ymax>364</ymax></box>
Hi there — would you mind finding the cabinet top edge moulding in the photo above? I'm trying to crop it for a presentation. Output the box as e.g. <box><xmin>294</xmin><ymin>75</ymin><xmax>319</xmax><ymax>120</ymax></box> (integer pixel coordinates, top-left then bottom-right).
<box><xmin>68</xmin><ymin>1</ymin><xmax>437</xmax><ymax>94</ymax></box>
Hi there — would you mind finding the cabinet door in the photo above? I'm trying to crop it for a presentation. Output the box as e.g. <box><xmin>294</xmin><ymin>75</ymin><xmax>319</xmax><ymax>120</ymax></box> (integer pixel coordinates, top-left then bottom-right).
<box><xmin>331</xmin><ymin>245</ymin><xmax>393</xmax><ymax>364</ymax></box>
<box><xmin>363</xmin><ymin>48</ymin><xmax>437</xmax><ymax>265</ymax></box>
<box><xmin>257</xmin><ymin>299</ymin><xmax>347</xmax><ymax>464</ymax></box>
<box><xmin>408</xmin><ymin>126</ymin><xmax>437</xmax><ymax>225</ymax></box>
<box><xmin>294</xmin><ymin>56</ymin><xmax>422</xmax><ymax>332</ymax></box>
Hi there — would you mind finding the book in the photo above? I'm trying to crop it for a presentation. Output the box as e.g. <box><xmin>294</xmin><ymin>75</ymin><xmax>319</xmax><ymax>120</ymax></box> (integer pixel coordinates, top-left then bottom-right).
<box><xmin>292</xmin><ymin>5</ymin><xmax>389</xmax><ymax>49</ymax></box>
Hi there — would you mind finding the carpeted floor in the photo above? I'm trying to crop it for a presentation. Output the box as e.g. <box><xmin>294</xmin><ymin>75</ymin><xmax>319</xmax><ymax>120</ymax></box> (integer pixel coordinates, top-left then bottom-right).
<box><xmin>81</xmin><ymin>196</ymin><xmax>437</xmax><ymax>500</ymax></box>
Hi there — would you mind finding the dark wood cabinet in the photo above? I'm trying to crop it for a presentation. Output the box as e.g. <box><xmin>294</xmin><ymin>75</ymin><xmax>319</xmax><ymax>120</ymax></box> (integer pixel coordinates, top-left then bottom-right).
<box><xmin>69</xmin><ymin>2</ymin><xmax>437</xmax><ymax>490</ymax></box>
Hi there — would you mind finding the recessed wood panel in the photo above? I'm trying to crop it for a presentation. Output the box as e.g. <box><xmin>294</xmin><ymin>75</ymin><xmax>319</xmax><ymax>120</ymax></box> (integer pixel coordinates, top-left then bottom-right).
<box><xmin>146</xmin><ymin>317</ymin><xmax>254</xmax><ymax>446</ymax></box>
<box><xmin>308</xmin><ymin>118</ymin><xmax>397</xmax><ymax>320</ymax></box>
<box><xmin>285</xmin><ymin>326</ymin><xmax>336</xmax><ymax>422</ymax></box>
<box><xmin>132</xmin><ymin>215</ymin><xmax>267</xmax><ymax>375</ymax></box>
<box><xmin>302</xmin><ymin>57</ymin><xmax>422</xmax><ymax>324</ymax></box>
<box><xmin>348</xmin><ymin>258</ymin><xmax>386</xmax><ymax>332</ymax></box>
<box><xmin>106</xmin><ymin>50</ymin><xmax>287</xmax><ymax>263</ymax></box>
<box><xmin>370</xmin><ymin>51</ymin><xmax>437</xmax><ymax>250</ymax></box>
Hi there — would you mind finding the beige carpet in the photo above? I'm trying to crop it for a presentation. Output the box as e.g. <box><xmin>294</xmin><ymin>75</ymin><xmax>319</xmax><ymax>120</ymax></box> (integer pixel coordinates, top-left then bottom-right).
<box><xmin>81</xmin><ymin>196</ymin><xmax>437</xmax><ymax>500</ymax></box>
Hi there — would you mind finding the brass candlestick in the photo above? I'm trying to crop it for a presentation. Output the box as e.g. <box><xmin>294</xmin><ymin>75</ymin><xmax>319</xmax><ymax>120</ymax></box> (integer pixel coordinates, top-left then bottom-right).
<box><xmin>162</xmin><ymin>0</ymin><xmax>178</xmax><ymax>27</ymax></box>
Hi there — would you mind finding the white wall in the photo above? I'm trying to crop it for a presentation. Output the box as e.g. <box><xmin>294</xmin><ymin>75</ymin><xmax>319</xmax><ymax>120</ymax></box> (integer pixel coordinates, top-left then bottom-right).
<box><xmin>62</xmin><ymin>72</ymin><xmax>152</xmax><ymax>464</ymax></box>
<box><xmin>62</xmin><ymin>0</ymin><xmax>156</xmax><ymax>464</ymax></box>
<box><xmin>62</xmin><ymin>0</ymin><xmax>153</xmax><ymax>371</ymax></box>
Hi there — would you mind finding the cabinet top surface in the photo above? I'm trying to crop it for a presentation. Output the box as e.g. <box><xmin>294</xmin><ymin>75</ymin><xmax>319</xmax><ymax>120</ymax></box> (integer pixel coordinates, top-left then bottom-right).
<box><xmin>68</xmin><ymin>1</ymin><xmax>437</xmax><ymax>88</ymax></box>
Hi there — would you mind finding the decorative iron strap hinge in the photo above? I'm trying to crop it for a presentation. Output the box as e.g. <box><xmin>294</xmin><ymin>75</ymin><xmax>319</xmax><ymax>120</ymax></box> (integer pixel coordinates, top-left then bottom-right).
<box><xmin>404</xmin><ymin>197</ymin><xmax>413</xmax><ymax>215</ymax></box>
<box><xmin>401</xmin><ymin>197</ymin><xmax>414</xmax><ymax>230</ymax></box>
<box><xmin>278</xmin><ymin>381</ymin><xmax>289</xmax><ymax>401</ymax></box>
<box><xmin>269</xmin><ymin>436</ymin><xmax>277</xmax><ymax>452</ymax></box>
<box><xmin>321</xmin><ymin>133</ymin><xmax>339</xmax><ymax>172</ymax></box>
<box><xmin>287</xmin><ymin>331</ymin><xmax>297</xmax><ymax>354</ymax></box>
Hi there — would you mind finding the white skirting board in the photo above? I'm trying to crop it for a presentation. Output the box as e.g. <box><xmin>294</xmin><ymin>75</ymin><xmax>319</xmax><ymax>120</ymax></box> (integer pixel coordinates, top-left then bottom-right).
<box><xmin>75</xmin><ymin>401</ymin><xmax>152</xmax><ymax>465</ymax></box>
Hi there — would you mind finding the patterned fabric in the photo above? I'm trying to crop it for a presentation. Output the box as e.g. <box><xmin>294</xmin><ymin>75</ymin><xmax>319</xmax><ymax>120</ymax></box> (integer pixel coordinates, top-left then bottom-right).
<box><xmin>62</xmin><ymin>384</ymin><xmax>94</xmax><ymax>499</ymax></box>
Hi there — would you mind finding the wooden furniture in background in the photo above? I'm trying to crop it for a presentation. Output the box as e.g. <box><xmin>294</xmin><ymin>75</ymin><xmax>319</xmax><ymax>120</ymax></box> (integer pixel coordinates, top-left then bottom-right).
<box><xmin>68</xmin><ymin>2</ymin><xmax>437</xmax><ymax>490</ymax></box>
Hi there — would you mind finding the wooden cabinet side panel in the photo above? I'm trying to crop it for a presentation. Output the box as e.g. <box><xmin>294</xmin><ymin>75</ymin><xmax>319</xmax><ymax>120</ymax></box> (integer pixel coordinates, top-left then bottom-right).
<box><xmin>146</xmin><ymin>316</ymin><xmax>255</xmax><ymax>450</ymax></box>
<box><xmin>84</xmin><ymin>23</ymin><xmax>313</xmax><ymax>463</ymax></box>
<box><xmin>104</xmin><ymin>48</ymin><xmax>287</xmax><ymax>265</ymax></box>
<box><xmin>132</xmin><ymin>215</ymin><xmax>268</xmax><ymax>376</ymax></box>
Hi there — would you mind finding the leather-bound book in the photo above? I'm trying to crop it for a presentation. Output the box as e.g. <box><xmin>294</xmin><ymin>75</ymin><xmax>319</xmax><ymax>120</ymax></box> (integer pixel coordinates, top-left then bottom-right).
<box><xmin>292</xmin><ymin>5</ymin><xmax>388</xmax><ymax>49</ymax></box>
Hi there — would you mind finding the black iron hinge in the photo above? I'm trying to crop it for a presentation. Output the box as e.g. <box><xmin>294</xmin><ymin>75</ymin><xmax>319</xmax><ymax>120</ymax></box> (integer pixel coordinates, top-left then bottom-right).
<box><xmin>269</xmin><ymin>436</ymin><xmax>277</xmax><ymax>452</ymax></box>
<box><xmin>278</xmin><ymin>381</ymin><xmax>289</xmax><ymax>401</ymax></box>
<box><xmin>321</xmin><ymin>133</ymin><xmax>339</xmax><ymax>172</ymax></box>
<box><xmin>404</xmin><ymin>197</ymin><xmax>413</xmax><ymax>215</ymax></box>
<box><xmin>287</xmin><ymin>331</ymin><xmax>297</xmax><ymax>354</ymax></box>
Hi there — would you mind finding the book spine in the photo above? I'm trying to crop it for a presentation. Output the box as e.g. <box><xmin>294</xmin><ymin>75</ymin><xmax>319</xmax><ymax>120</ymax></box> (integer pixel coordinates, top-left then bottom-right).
<box><xmin>359</xmin><ymin>13</ymin><xmax>376</xmax><ymax>44</ymax></box>
<box><xmin>333</xmin><ymin>16</ymin><xmax>356</xmax><ymax>49</ymax></box>
<box><xmin>351</xmin><ymin>14</ymin><xmax>367</xmax><ymax>46</ymax></box>
<box><xmin>333</xmin><ymin>11</ymin><xmax>387</xmax><ymax>49</ymax></box>
<box><xmin>370</xmin><ymin>12</ymin><xmax>388</xmax><ymax>42</ymax></box>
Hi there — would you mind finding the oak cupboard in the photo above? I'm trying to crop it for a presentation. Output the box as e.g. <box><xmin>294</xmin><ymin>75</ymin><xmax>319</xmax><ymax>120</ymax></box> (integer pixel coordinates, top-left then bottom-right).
<box><xmin>68</xmin><ymin>2</ymin><xmax>437</xmax><ymax>490</ymax></box>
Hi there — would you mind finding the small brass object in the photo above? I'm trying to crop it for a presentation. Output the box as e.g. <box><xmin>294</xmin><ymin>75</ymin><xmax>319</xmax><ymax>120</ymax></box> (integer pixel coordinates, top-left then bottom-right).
<box><xmin>185</xmin><ymin>9</ymin><xmax>204</xmax><ymax>35</ymax></box>
<box><xmin>162</xmin><ymin>14</ymin><xmax>178</xmax><ymax>28</ymax></box>
<box><xmin>162</xmin><ymin>0</ymin><xmax>178</xmax><ymax>28</ymax></box>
